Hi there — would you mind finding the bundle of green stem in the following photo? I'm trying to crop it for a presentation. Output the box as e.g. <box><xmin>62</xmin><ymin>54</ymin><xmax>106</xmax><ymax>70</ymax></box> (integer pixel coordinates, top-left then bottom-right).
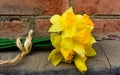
<box><xmin>0</xmin><ymin>37</ymin><xmax>52</xmax><ymax>49</ymax></box>
<box><xmin>0</xmin><ymin>30</ymin><xmax>53</xmax><ymax>65</ymax></box>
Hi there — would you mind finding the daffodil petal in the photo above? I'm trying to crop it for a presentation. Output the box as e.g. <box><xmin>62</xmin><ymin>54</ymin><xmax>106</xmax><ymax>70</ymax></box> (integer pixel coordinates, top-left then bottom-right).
<box><xmin>50</xmin><ymin>15</ymin><xmax>61</xmax><ymax>24</ymax></box>
<box><xmin>89</xmin><ymin>36</ymin><xmax>96</xmax><ymax>45</ymax></box>
<box><xmin>73</xmin><ymin>44</ymin><xmax>85</xmax><ymax>57</ymax></box>
<box><xmin>86</xmin><ymin>46</ymin><xmax>96</xmax><ymax>57</ymax></box>
<box><xmin>48</xmin><ymin>49</ymin><xmax>59</xmax><ymax>61</ymax></box>
<box><xmin>49</xmin><ymin>15</ymin><xmax>63</xmax><ymax>32</ymax></box>
<box><xmin>74</xmin><ymin>56</ymin><xmax>87</xmax><ymax>73</ymax></box>
<box><xmin>61</xmin><ymin>38</ymin><xmax>73</xmax><ymax>50</ymax></box>
<box><xmin>83</xmin><ymin>13</ymin><xmax>94</xmax><ymax>27</ymax></box>
<box><xmin>62</xmin><ymin>7</ymin><xmax>74</xmax><ymax>19</ymax></box>
<box><xmin>51</xmin><ymin>52</ymin><xmax>63</xmax><ymax>66</ymax></box>
<box><xmin>76</xmin><ymin>15</ymin><xmax>83</xmax><ymax>19</ymax></box>
<box><xmin>50</xmin><ymin>33</ymin><xmax>61</xmax><ymax>48</ymax></box>
<box><xmin>81</xmin><ymin>56</ymin><xmax>87</xmax><ymax>64</ymax></box>
<box><xmin>48</xmin><ymin>24</ymin><xmax>63</xmax><ymax>32</ymax></box>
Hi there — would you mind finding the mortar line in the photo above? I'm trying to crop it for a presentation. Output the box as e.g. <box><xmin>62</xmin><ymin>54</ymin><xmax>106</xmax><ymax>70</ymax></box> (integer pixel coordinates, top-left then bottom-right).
<box><xmin>69</xmin><ymin>0</ymin><xmax>72</xmax><ymax>7</ymax></box>
<box><xmin>1</xmin><ymin>15</ymin><xmax>120</xmax><ymax>19</ymax></box>
<box><xmin>90</xmin><ymin>15</ymin><xmax>120</xmax><ymax>19</ymax></box>
<box><xmin>98</xmin><ymin>42</ymin><xmax>112</xmax><ymax>75</ymax></box>
<box><xmin>0</xmin><ymin>15</ymin><xmax>51</xmax><ymax>18</ymax></box>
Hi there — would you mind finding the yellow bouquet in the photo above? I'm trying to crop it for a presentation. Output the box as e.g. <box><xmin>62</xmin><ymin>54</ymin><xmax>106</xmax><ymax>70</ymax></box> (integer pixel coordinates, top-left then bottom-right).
<box><xmin>48</xmin><ymin>7</ymin><xmax>96</xmax><ymax>73</ymax></box>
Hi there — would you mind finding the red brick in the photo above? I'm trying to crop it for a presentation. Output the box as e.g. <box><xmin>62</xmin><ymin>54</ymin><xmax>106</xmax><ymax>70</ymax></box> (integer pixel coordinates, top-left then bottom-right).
<box><xmin>0</xmin><ymin>21</ymin><xmax>29</xmax><ymax>39</ymax></box>
<box><xmin>0</xmin><ymin>0</ymin><xmax>69</xmax><ymax>15</ymax></box>
<box><xmin>35</xmin><ymin>19</ymin><xmax>50</xmax><ymax>37</ymax></box>
<box><xmin>73</xmin><ymin>0</ymin><xmax>120</xmax><ymax>15</ymax></box>
<box><xmin>93</xmin><ymin>19</ymin><xmax>120</xmax><ymax>38</ymax></box>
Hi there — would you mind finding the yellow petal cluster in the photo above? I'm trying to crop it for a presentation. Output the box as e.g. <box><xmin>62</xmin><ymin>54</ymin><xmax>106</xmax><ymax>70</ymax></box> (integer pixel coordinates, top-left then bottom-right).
<box><xmin>48</xmin><ymin>7</ymin><xmax>96</xmax><ymax>73</ymax></box>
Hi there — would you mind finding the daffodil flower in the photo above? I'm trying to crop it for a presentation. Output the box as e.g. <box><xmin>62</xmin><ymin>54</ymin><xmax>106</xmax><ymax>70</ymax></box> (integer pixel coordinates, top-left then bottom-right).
<box><xmin>61</xmin><ymin>29</ymin><xmax>96</xmax><ymax>57</ymax></box>
<box><xmin>49</xmin><ymin>7</ymin><xmax>94</xmax><ymax>33</ymax></box>
<box><xmin>48</xmin><ymin>7</ymin><xmax>82</xmax><ymax>32</ymax></box>
<box><xmin>48</xmin><ymin>7</ymin><xmax>96</xmax><ymax>73</ymax></box>
<box><xmin>48</xmin><ymin>33</ymin><xmax>88</xmax><ymax>72</ymax></box>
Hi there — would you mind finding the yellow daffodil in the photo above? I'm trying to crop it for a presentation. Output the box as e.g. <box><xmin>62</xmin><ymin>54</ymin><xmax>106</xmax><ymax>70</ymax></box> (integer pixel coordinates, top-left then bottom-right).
<box><xmin>48</xmin><ymin>33</ymin><xmax>88</xmax><ymax>72</ymax></box>
<box><xmin>48</xmin><ymin>7</ymin><xmax>96</xmax><ymax>73</ymax></box>
<box><xmin>61</xmin><ymin>29</ymin><xmax>96</xmax><ymax>57</ymax></box>
<box><xmin>48</xmin><ymin>7</ymin><xmax>82</xmax><ymax>32</ymax></box>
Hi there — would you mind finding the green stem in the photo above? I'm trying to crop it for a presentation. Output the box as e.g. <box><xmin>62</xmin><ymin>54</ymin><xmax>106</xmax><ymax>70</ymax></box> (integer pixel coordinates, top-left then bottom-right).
<box><xmin>0</xmin><ymin>37</ymin><xmax>52</xmax><ymax>49</ymax></box>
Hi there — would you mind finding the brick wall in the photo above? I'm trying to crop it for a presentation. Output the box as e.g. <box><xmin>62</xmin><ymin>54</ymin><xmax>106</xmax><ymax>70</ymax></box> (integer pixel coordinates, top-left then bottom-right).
<box><xmin>0</xmin><ymin>0</ymin><xmax>120</xmax><ymax>40</ymax></box>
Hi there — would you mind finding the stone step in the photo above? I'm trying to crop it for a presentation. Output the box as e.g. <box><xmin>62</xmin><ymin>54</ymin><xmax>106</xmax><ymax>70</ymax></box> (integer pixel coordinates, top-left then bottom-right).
<box><xmin>0</xmin><ymin>40</ymin><xmax>120</xmax><ymax>75</ymax></box>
